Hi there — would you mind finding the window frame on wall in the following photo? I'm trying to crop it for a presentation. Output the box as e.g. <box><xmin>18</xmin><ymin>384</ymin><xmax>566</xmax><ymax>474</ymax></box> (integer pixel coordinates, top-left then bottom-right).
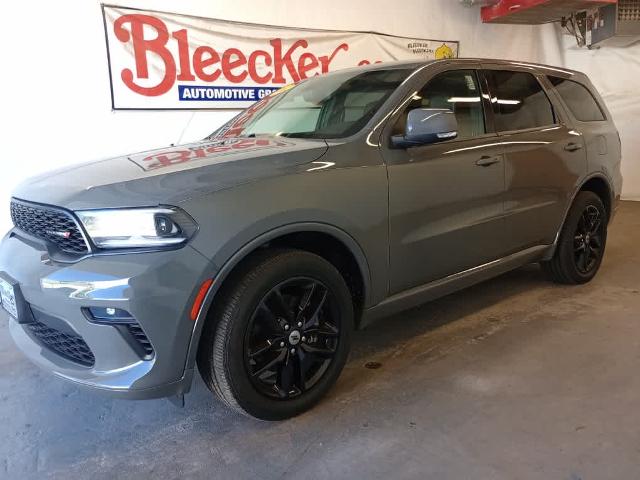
<box><xmin>480</xmin><ymin>68</ymin><xmax>560</xmax><ymax>135</ymax></box>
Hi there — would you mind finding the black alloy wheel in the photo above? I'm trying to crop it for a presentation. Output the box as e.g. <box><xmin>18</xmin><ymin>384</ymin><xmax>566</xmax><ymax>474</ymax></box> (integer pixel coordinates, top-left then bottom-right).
<box><xmin>541</xmin><ymin>191</ymin><xmax>608</xmax><ymax>284</ymax></box>
<box><xmin>244</xmin><ymin>278</ymin><xmax>340</xmax><ymax>399</ymax></box>
<box><xmin>573</xmin><ymin>205</ymin><xmax>604</xmax><ymax>275</ymax></box>
<box><xmin>197</xmin><ymin>249</ymin><xmax>353</xmax><ymax>420</ymax></box>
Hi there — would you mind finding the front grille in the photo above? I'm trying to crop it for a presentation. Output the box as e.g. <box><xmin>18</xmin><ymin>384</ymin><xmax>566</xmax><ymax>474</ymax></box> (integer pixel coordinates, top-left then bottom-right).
<box><xmin>26</xmin><ymin>319</ymin><xmax>95</xmax><ymax>367</ymax></box>
<box><xmin>10</xmin><ymin>200</ymin><xmax>89</xmax><ymax>254</ymax></box>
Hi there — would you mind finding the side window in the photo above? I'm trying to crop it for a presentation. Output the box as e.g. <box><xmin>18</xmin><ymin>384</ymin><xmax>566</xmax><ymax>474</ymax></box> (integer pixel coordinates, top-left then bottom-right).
<box><xmin>392</xmin><ymin>70</ymin><xmax>486</xmax><ymax>140</ymax></box>
<box><xmin>486</xmin><ymin>70</ymin><xmax>556</xmax><ymax>132</ymax></box>
<box><xmin>548</xmin><ymin>76</ymin><xmax>606</xmax><ymax>122</ymax></box>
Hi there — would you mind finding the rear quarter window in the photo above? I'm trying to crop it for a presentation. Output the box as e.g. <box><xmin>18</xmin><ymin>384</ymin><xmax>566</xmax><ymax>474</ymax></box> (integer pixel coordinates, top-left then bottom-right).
<box><xmin>548</xmin><ymin>76</ymin><xmax>606</xmax><ymax>122</ymax></box>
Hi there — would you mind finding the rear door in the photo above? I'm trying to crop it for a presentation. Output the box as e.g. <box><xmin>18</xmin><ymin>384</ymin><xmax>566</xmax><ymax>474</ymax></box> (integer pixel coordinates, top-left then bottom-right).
<box><xmin>381</xmin><ymin>64</ymin><xmax>507</xmax><ymax>294</ymax></box>
<box><xmin>482</xmin><ymin>65</ymin><xmax>587</xmax><ymax>253</ymax></box>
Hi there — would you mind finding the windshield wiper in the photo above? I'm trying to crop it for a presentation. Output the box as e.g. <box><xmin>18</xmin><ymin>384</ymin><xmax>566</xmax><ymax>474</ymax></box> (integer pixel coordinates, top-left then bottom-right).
<box><xmin>279</xmin><ymin>132</ymin><xmax>319</xmax><ymax>139</ymax></box>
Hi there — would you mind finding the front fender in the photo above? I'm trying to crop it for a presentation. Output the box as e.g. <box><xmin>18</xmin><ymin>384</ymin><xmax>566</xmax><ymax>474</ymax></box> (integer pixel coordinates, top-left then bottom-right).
<box><xmin>182</xmin><ymin>221</ymin><xmax>373</xmax><ymax>374</ymax></box>
<box><xmin>177</xmin><ymin>166</ymin><xmax>390</xmax><ymax>377</ymax></box>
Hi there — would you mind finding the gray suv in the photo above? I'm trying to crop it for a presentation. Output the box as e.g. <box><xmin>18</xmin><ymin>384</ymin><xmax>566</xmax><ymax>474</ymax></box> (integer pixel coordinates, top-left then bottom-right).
<box><xmin>0</xmin><ymin>59</ymin><xmax>622</xmax><ymax>420</ymax></box>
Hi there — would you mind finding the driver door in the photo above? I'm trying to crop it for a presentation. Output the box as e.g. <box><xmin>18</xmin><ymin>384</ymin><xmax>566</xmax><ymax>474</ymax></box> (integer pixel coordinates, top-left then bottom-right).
<box><xmin>380</xmin><ymin>66</ymin><xmax>507</xmax><ymax>294</ymax></box>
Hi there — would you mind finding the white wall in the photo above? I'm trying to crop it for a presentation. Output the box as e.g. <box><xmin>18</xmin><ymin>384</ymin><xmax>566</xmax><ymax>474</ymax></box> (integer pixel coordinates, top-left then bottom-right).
<box><xmin>0</xmin><ymin>0</ymin><xmax>563</xmax><ymax>235</ymax></box>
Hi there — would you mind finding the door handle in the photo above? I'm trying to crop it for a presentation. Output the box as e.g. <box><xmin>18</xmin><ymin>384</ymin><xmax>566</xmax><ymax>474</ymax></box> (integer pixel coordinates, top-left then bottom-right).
<box><xmin>564</xmin><ymin>142</ymin><xmax>583</xmax><ymax>152</ymax></box>
<box><xmin>475</xmin><ymin>155</ymin><xmax>501</xmax><ymax>167</ymax></box>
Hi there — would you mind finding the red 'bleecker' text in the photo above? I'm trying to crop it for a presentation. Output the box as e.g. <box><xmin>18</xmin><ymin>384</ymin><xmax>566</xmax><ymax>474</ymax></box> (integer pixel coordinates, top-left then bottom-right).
<box><xmin>133</xmin><ymin>138</ymin><xmax>291</xmax><ymax>170</ymax></box>
<box><xmin>113</xmin><ymin>14</ymin><xmax>350</xmax><ymax>97</ymax></box>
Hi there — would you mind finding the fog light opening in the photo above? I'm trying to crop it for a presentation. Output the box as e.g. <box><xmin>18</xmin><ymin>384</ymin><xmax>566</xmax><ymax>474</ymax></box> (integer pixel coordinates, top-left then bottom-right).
<box><xmin>83</xmin><ymin>307</ymin><xmax>154</xmax><ymax>360</ymax></box>
<box><xmin>85</xmin><ymin>307</ymin><xmax>135</xmax><ymax>323</ymax></box>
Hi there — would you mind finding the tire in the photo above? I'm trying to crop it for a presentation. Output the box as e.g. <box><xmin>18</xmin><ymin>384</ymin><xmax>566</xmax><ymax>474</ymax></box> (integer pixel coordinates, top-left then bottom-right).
<box><xmin>541</xmin><ymin>191</ymin><xmax>608</xmax><ymax>284</ymax></box>
<box><xmin>197</xmin><ymin>249</ymin><xmax>354</xmax><ymax>420</ymax></box>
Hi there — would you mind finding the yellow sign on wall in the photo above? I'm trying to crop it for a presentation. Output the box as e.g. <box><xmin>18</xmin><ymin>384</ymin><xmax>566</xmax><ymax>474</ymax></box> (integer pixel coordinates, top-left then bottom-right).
<box><xmin>435</xmin><ymin>43</ymin><xmax>455</xmax><ymax>59</ymax></box>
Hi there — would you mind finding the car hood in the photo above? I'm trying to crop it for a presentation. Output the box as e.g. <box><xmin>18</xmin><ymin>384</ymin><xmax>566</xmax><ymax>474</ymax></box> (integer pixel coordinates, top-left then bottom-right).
<box><xmin>12</xmin><ymin>137</ymin><xmax>329</xmax><ymax>210</ymax></box>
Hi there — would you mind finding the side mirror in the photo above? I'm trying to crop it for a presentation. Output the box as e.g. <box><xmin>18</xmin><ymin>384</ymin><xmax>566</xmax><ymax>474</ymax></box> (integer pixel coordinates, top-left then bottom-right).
<box><xmin>391</xmin><ymin>108</ymin><xmax>458</xmax><ymax>149</ymax></box>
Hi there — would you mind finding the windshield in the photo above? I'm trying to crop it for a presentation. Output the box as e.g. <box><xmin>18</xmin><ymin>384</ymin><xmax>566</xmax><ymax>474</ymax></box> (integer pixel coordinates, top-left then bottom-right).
<box><xmin>210</xmin><ymin>68</ymin><xmax>414</xmax><ymax>140</ymax></box>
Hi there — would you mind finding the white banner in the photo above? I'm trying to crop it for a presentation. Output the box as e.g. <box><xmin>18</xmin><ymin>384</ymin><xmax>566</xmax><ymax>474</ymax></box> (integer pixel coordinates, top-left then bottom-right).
<box><xmin>102</xmin><ymin>5</ymin><xmax>459</xmax><ymax>110</ymax></box>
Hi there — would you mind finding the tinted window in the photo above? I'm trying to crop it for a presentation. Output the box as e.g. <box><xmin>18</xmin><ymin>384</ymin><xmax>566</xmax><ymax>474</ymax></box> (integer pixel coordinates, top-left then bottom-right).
<box><xmin>393</xmin><ymin>70</ymin><xmax>486</xmax><ymax>140</ymax></box>
<box><xmin>486</xmin><ymin>70</ymin><xmax>555</xmax><ymax>132</ymax></box>
<box><xmin>211</xmin><ymin>68</ymin><xmax>413</xmax><ymax>140</ymax></box>
<box><xmin>548</xmin><ymin>76</ymin><xmax>606</xmax><ymax>122</ymax></box>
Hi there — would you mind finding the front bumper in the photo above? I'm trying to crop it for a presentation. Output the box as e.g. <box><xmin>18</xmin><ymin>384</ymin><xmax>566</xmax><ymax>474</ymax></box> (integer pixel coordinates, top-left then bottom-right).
<box><xmin>0</xmin><ymin>229</ymin><xmax>212</xmax><ymax>399</ymax></box>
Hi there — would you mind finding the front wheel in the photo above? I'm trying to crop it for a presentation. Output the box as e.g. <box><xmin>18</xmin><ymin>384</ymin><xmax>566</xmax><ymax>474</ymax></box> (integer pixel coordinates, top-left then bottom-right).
<box><xmin>541</xmin><ymin>191</ymin><xmax>608</xmax><ymax>284</ymax></box>
<box><xmin>197</xmin><ymin>249</ymin><xmax>353</xmax><ymax>420</ymax></box>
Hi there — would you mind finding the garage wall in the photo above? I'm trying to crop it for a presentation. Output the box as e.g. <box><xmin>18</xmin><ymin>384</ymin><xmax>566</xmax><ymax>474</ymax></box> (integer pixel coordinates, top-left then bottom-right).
<box><xmin>0</xmin><ymin>0</ymin><xmax>562</xmax><ymax>235</ymax></box>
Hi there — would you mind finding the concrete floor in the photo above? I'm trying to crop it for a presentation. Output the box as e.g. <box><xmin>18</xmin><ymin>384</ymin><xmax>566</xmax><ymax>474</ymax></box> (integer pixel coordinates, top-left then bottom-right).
<box><xmin>2</xmin><ymin>202</ymin><xmax>640</xmax><ymax>480</ymax></box>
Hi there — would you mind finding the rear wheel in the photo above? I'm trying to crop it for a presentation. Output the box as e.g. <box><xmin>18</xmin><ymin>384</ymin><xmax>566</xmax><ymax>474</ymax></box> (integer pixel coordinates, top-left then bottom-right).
<box><xmin>541</xmin><ymin>191</ymin><xmax>608</xmax><ymax>284</ymax></box>
<box><xmin>197</xmin><ymin>249</ymin><xmax>353</xmax><ymax>420</ymax></box>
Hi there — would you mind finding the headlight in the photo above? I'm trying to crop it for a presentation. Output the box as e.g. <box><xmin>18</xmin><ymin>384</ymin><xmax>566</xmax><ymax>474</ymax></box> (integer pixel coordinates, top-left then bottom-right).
<box><xmin>75</xmin><ymin>207</ymin><xmax>197</xmax><ymax>250</ymax></box>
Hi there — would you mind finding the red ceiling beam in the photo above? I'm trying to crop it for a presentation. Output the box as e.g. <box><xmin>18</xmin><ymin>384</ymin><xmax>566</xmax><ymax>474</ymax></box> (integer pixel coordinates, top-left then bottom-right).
<box><xmin>481</xmin><ymin>0</ymin><xmax>617</xmax><ymax>24</ymax></box>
